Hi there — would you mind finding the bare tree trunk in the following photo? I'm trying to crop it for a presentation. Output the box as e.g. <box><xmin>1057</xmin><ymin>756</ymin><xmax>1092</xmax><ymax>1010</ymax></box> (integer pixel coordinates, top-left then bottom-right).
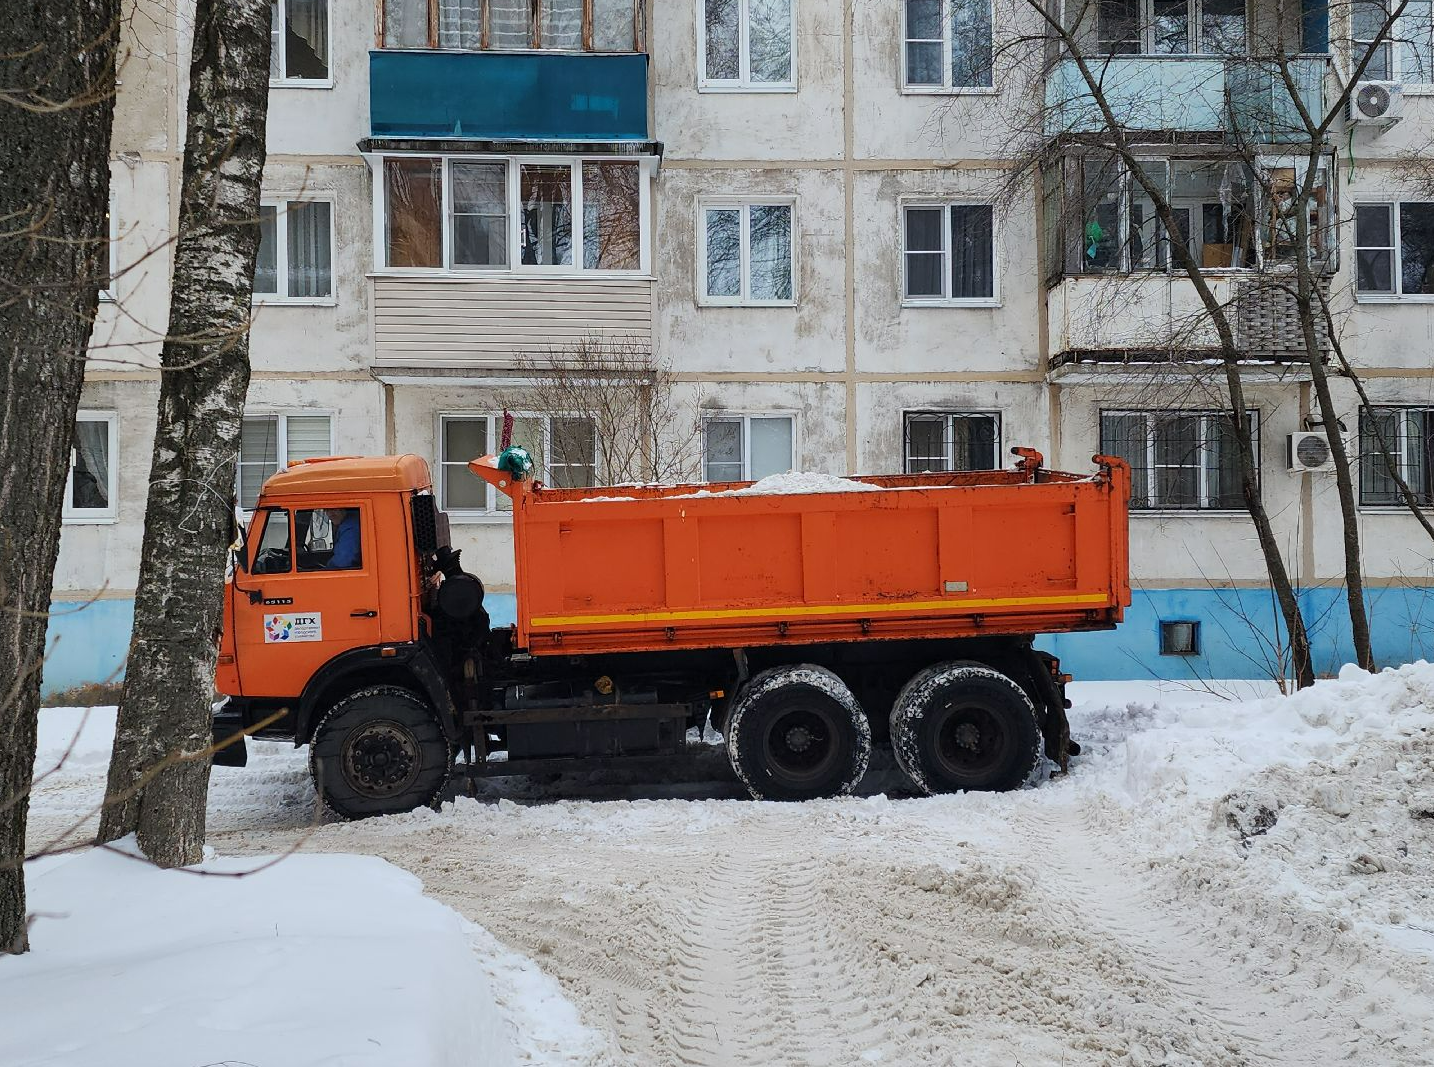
<box><xmin>1294</xmin><ymin>217</ymin><xmax>1374</xmax><ymax>671</ymax></box>
<box><xmin>0</xmin><ymin>1</ymin><xmax>118</xmax><ymax>955</ymax></box>
<box><xmin>97</xmin><ymin>0</ymin><xmax>270</xmax><ymax>867</ymax></box>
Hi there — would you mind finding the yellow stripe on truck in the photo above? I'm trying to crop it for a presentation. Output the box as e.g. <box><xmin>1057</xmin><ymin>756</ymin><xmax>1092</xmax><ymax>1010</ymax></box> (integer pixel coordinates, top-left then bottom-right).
<box><xmin>532</xmin><ymin>593</ymin><xmax>1110</xmax><ymax>628</ymax></box>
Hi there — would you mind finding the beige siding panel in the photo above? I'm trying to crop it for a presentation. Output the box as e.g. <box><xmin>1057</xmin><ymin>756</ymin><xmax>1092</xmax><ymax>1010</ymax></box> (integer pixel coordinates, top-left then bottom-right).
<box><xmin>373</xmin><ymin>276</ymin><xmax>653</xmax><ymax>368</ymax></box>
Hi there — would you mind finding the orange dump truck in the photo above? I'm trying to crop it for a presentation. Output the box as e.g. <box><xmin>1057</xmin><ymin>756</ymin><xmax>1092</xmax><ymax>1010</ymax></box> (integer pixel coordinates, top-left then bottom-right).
<box><xmin>213</xmin><ymin>448</ymin><xmax>1130</xmax><ymax>816</ymax></box>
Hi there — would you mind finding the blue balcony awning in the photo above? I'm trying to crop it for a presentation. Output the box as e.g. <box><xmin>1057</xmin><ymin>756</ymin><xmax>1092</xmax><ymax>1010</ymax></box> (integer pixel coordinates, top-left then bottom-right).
<box><xmin>370</xmin><ymin>50</ymin><xmax>650</xmax><ymax>141</ymax></box>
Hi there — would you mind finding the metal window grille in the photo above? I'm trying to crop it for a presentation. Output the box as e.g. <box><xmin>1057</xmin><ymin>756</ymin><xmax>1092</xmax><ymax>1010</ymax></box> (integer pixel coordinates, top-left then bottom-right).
<box><xmin>1099</xmin><ymin>409</ymin><xmax>1255</xmax><ymax>510</ymax></box>
<box><xmin>903</xmin><ymin>412</ymin><xmax>999</xmax><ymax>473</ymax></box>
<box><xmin>1359</xmin><ymin>407</ymin><xmax>1434</xmax><ymax>506</ymax></box>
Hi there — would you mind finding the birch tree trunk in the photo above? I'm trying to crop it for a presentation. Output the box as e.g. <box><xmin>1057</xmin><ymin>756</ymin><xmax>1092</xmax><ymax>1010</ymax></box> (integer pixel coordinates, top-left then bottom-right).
<box><xmin>97</xmin><ymin>0</ymin><xmax>271</xmax><ymax>867</ymax></box>
<box><xmin>0</xmin><ymin>1</ymin><xmax>119</xmax><ymax>955</ymax></box>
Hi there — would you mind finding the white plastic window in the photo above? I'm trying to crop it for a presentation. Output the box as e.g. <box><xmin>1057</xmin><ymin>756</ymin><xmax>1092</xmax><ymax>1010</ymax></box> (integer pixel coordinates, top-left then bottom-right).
<box><xmin>699</xmin><ymin>200</ymin><xmax>795</xmax><ymax>305</ymax></box>
<box><xmin>254</xmin><ymin>200</ymin><xmax>334</xmax><ymax>301</ymax></box>
<box><xmin>63</xmin><ymin>412</ymin><xmax>118</xmax><ymax>523</ymax></box>
<box><xmin>702</xmin><ymin>415</ymin><xmax>794</xmax><ymax>481</ymax></box>
<box><xmin>237</xmin><ymin>414</ymin><xmax>333</xmax><ymax>510</ymax></box>
<box><xmin>700</xmin><ymin>0</ymin><xmax>795</xmax><ymax>89</ymax></box>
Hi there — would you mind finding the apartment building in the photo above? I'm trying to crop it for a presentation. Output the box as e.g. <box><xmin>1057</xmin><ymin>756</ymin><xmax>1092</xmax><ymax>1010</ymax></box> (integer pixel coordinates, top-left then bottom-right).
<box><xmin>45</xmin><ymin>0</ymin><xmax>1434</xmax><ymax>692</ymax></box>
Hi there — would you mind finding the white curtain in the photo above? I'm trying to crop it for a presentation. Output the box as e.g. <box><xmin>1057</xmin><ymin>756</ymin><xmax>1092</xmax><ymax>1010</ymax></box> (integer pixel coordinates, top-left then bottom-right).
<box><xmin>286</xmin><ymin>202</ymin><xmax>332</xmax><ymax>298</ymax></box>
<box><xmin>489</xmin><ymin>0</ymin><xmax>533</xmax><ymax>48</ymax></box>
<box><xmin>542</xmin><ymin>0</ymin><xmax>583</xmax><ymax>47</ymax></box>
<box><xmin>72</xmin><ymin>421</ymin><xmax>110</xmax><ymax>509</ymax></box>
<box><xmin>439</xmin><ymin>0</ymin><xmax>482</xmax><ymax>48</ymax></box>
<box><xmin>285</xmin><ymin>0</ymin><xmax>329</xmax><ymax>78</ymax></box>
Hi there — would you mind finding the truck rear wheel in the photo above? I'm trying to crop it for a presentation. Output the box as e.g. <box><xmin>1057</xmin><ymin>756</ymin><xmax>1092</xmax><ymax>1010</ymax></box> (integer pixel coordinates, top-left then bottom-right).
<box><xmin>890</xmin><ymin>663</ymin><xmax>1041</xmax><ymax>795</ymax></box>
<box><xmin>726</xmin><ymin>665</ymin><xmax>871</xmax><ymax>801</ymax></box>
<box><xmin>309</xmin><ymin>685</ymin><xmax>453</xmax><ymax>819</ymax></box>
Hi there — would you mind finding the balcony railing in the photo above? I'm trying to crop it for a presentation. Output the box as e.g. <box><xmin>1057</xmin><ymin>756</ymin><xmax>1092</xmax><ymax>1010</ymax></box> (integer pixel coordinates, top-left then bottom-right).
<box><xmin>370</xmin><ymin>50</ymin><xmax>649</xmax><ymax>141</ymax></box>
<box><xmin>1045</xmin><ymin>56</ymin><xmax>1327</xmax><ymax>143</ymax></box>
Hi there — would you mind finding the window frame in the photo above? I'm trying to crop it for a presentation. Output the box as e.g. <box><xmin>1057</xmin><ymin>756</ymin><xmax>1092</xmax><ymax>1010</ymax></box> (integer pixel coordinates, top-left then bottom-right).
<box><xmin>437</xmin><ymin>412</ymin><xmax>600</xmax><ymax>521</ymax></box>
<box><xmin>372</xmin><ymin>153</ymin><xmax>652</xmax><ymax>277</ymax></box>
<box><xmin>900</xmin><ymin>0</ymin><xmax>998</xmax><ymax>95</ymax></box>
<box><xmin>700</xmin><ymin>411</ymin><xmax>799</xmax><ymax>482</ymax></box>
<box><xmin>696</xmin><ymin>197</ymin><xmax>798</xmax><ymax>307</ymax></box>
<box><xmin>62</xmin><ymin>410</ymin><xmax>119</xmax><ymax>524</ymax></box>
<box><xmin>1053</xmin><ymin>153</ymin><xmax>1334</xmax><ymax>278</ymax></box>
<box><xmin>1353</xmin><ymin>200</ymin><xmax>1434</xmax><ymax>301</ymax></box>
<box><xmin>1094</xmin><ymin>0</ymin><xmax>1250</xmax><ymax>57</ymax></box>
<box><xmin>270</xmin><ymin>0</ymin><xmax>333</xmax><ymax>89</ymax></box>
<box><xmin>98</xmin><ymin>199</ymin><xmax>118</xmax><ymax>303</ymax></box>
<box><xmin>1352</xmin><ymin>0</ymin><xmax>1434</xmax><ymax>87</ymax></box>
<box><xmin>1357</xmin><ymin>405</ymin><xmax>1434</xmax><ymax>507</ymax></box>
<box><xmin>236</xmin><ymin>411</ymin><xmax>337</xmax><ymax>513</ymax></box>
<box><xmin>901</xmin><ymin>410</ymin><xmax>1002</xmax><ymax>472</ymax></box>
<box><xmin>900</xmin><ymin>200</ymin><xmax>1001</xmax><ymax>307</ymax></box>
<box><xmin>254</xmin><ymin>196</ymin><xmax>338</xmax><ymax>305</ymax></box>
<box><xmin>1159</xmin><ymin>619</ymin><xmax>1201</xmax><ymax>655</ymax></box>
<box><xmin>1099</xmin><ymin>408</ymin><xmax>1259</xmax><ymax>513</ymax></box>
<box><xmin>377</xmin><ymin>0</ymin><xmax>645</xmax><ymax>52</ymax></box>
<box><xmin>696</xmin><ymin>0</ymin><xmax>798</xmax><ymax>92</ymax></box>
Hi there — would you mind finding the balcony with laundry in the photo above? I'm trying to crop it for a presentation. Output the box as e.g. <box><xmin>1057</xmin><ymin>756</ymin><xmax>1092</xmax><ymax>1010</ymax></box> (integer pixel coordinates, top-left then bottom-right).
<box><xmin>1041</xmin><ymin>149</ymin><xmax>1334</xmax><ymax>375</ymax></box>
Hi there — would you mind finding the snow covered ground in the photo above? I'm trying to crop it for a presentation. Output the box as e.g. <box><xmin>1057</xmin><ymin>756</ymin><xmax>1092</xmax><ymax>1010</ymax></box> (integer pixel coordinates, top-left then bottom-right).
<box><xmin>18</xmin><ymin>666</ymin><xmax>1434</xmax><ymax>1066</ymax></box>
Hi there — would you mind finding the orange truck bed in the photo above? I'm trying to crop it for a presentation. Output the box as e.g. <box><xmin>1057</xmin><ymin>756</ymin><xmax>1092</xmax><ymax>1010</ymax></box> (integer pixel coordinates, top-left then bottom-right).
<box><xmin>471</xmin><ymin>450</ymin><xmax>1131</xmax><ymax>657</ymax></box>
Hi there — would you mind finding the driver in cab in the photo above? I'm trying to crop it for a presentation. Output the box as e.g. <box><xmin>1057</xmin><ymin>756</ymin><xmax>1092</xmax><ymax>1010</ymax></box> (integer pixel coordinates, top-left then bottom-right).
<box><xmin>325</xmin><ymin>508</ymin><xmax>361</xmax><ymax>570</ymax></box>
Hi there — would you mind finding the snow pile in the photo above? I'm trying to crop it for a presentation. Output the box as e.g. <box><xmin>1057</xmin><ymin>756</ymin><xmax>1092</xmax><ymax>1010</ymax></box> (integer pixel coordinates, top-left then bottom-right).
<box><xmin>7</xmin><ymin>843</ymin><xmax>517</xmax><ymax>1067</ymax></box>
<box><xmin>731</xmin><ymin>471</ymin><xmax>882</xmax><ymax>496</ymax></box>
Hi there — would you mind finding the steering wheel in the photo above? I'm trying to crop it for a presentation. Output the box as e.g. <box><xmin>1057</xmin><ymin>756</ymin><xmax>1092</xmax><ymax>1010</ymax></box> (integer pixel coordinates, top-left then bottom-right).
<box><xmin>255</xmin><ymin>547</ymin><xmax>291</xmax><ymax>574</ymax></box>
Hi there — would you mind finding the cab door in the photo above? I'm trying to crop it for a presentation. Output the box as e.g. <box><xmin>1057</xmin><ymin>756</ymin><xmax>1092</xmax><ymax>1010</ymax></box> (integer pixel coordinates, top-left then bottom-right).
<box><xmin>233</xmin><ymin>503</ymin><xmax>382</xmax><ymax>698</ymax></box>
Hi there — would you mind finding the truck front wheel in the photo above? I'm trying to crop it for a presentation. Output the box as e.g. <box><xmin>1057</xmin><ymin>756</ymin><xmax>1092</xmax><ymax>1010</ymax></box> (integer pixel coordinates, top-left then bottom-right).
<box><xmin>309</xmin><ymin>685</ymin><xmax>453</xmax><ymax>819</ymax></box>
<box><xmin>890</xmin><ymin>663</ymin><xmax>1041</xmax><ymax>795</ymax></box>
<box><xmin>726</xmin><ymin>665</ymin><xmax>871</xmax><ymax>801</ymax></box>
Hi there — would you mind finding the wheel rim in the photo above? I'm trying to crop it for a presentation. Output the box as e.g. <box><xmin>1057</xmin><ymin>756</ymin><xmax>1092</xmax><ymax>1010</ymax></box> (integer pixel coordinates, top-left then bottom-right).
<box><xmin>341</xmin><ymin>719</ymin><xmax>422</xmax><ymax>799</ymax></box>
<box><xmin>931</xmin><ymin>701</ymin><xmax>1012</xmax><ymax>782</ymax></box>
<box><xmin>760</xmin><ymin>704</ymin><xmax>840</xmax><ymax>785</ymax></box>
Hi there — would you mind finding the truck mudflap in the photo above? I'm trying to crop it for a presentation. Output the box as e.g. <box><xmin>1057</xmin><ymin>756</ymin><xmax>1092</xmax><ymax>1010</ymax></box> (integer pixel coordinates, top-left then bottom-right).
<box><xmin>1024</xmin><ymin>648</ymin><xmax>1075</xmax><ymax>775</ymax></box>
<box><xmin>211</xmin><ymin>698</ymin><xmax>248</xmax><ymax>767</ymax></box>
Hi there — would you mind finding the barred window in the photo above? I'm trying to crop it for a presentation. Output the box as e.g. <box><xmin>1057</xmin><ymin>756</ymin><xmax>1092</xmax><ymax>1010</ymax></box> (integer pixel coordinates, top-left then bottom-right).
<box><xmin>1359</xmin><ymin>407</ymin><xmax>1434</xmax><ymax>506</ymax></box>
<box><xmin>1099</xmin><ymin>410</ymin><xmax>1255</xmax><ymax>510</ymax></box>
<box><xmin>903</xmin><ymin>412</ymin><xmax>999</xmax><ymax>473</ymax></box>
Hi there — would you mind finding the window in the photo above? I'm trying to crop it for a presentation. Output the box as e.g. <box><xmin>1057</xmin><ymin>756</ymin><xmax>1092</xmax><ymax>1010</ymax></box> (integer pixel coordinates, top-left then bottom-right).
<box><xmin>1160</xmin><ymin>620</ymin><xmax>1201</xmax><ymax>655</ymax></box>
<box><xmin>1048</xmin><ymin>155</ymin><xmax>1330</xmax><ymax>277</ymax></box>
<box><xmin>270</xmin><ymin>0</ymin><xmax>330</xmax><ymax>83</ymax></box>
<box><xmin>904</xmin><ymin>0</ymin><xmax>993</xmax><ymax>89</ymax></box>
<box><xmin>701</xmin><ymin>0</ymin><xmax>795</xmax><ymax>89</ymax></box>
<box><xmin>439</xmin><ymin>414</ymin><xmax>598</xmax><ymax>516</ymax></box>
<box><xmin>251</xmin><ymin>509</ymin><xmax>293</xmax><ymax>573</ymax></box>
<box><xmin>381</xmin><ymin>157</ymin><xmax>646</xmax><ymax>274</ymax></box>
<box><xmin>98</xmin><ymin>201</ymin><xmax>117</xmax><ymax>301</ymax></box>
<box><xmin>1095</xmin><ymin>0</ymin><xmax>1246</xmax><ymax>55</ymax></box>
<box><xmin>63</xmin><ymin>412</ymin><xmax>118</xmax><ymax>522</ymax></box>
<box><xmin>255</xmin><ymin>200</ymin><xmax>334</xmax><ymax>300</ymax></box>
<box><xmin>381</xmin><ymin>0</ymin><xmax>643</xmax><ymax>51</ymax></box>
<box><xmin>1353</xmin><ymin>0</ymin><xmax>1433</xmax><ymax>82</ymax></box>
<box><xmin>703</xmin><ymin>415</ymin><xmax>794</xmax><ymax>481</ymax></box>
<box><xmin>296</xmin><ymin>508</ymin><xmax>362</xmax><ymax>570</ymax></box>
<box><xmin>903</xmin><ymin>203</ymin><xmax>996</xmax><ymax>303</ymax></box>
<box><xmin>1355</xmin><ymin>203</ymin><xmax>1434</xmax><ymax>297</ymax></box>
<box><xmin>238</xmin><ymin>414</ymin><xmax>333</xmax><ymax>510</ymax></box>
<box><xmin>1359</xmin><ymin>407</ymin><xmax>1434</xmax><ymax>505</ymax></box>
<box><xmin>904</xmin><ymin>412</ymin><xmax>999</xmax><ymax>472</ymax></box>
<box><xmin>699</xmin><ymin>201</ymin><xmax>794</xmax><ymax>305</ymax></box>
<box><xmin>1099</xmin><ymin>410</ymin><xmax>1256</xmax><ymax>510</ymax></box>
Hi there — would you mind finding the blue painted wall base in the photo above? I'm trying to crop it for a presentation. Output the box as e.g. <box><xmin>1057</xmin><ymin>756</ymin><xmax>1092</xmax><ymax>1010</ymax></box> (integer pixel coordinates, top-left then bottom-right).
<box><xmin>42</xmin><ymin>587</ymin><xmax>1433</xmax><ymax>695</ymax></box>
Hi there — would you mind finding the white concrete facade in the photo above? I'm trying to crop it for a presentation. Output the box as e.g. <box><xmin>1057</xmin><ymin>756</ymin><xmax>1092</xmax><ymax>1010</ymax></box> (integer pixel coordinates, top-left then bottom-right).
<box><xmin>49</xmin><ymin>0</ymin><xmax>1434</xmax><ymax>687</ymax></box>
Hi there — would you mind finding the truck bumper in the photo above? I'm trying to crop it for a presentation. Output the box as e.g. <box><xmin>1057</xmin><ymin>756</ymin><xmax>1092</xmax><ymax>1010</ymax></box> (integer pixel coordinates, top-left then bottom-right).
<box><xmin>211</xmin><ymin>699</ymin><xmax>248</xmax><ymax>768</ymax></box>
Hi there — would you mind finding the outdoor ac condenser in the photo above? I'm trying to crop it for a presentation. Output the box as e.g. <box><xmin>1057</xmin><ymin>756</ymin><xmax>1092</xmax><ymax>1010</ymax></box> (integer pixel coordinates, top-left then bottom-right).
<box><xmin>1288</xmin><ymin>430</ymin><xmax>1341</xmax><ymax>473</ymax></box>
<box><xmin>1348</xmin><ymin>81</ymin><xmax>1404</xmax><ymax>127</ymax></box>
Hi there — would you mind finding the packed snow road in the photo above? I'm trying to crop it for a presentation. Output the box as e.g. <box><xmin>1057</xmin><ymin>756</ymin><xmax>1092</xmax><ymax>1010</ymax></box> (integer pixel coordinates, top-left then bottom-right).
<box><xmin>27</xmin><ymin>668</ymin><xmax>1434</xmax><ymax>1066</ymax></box>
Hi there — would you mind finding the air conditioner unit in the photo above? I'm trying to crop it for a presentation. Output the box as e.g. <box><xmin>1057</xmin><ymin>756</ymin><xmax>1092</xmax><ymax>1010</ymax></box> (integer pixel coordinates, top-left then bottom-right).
<box><xmin>1288</xmin><ymin>430</ymin><xmax>1339</xmax><ymax>473</ymax></box>
<box><xmin>1348</xmin><ymin>81</ymin><xmax>1404</xmax><ymax>127</ymax></box>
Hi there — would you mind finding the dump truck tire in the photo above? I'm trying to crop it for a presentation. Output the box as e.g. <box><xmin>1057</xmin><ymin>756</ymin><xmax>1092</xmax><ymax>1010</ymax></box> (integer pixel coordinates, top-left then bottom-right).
<box><xmin>726</xmin><ymin>665</ymin><xmax>871</xmax><ymax>801</ymax></box>
<box><xmin>890</xmin><ymin>663</ymin><xmax>1041</xmax><ymax>795</ymax></box>
<box><xmin>309</xmin><ymin>685</ymin><xmax>452</xmax><ymax>819</ymax></box>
